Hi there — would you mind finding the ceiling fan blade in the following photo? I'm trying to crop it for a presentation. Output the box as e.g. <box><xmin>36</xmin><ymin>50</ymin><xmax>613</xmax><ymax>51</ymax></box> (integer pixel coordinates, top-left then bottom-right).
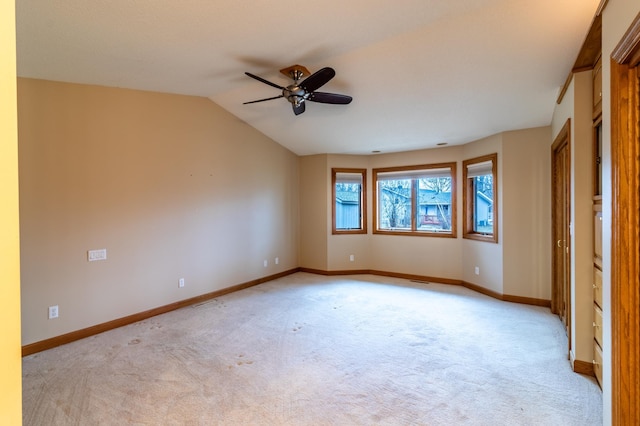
<box><xmin>245</xmin><ymin>72</ymin><xmax>285</xmax><ymax>90</ymax></box>
<box><xmin>243</xmin><ymin>95</ymin><xmax>284</xmax><ymax>105</ymax></box>
<box><xmin>300</xmin><ymin>67</ymin><xmax>335</xmax><ymax>93</ymax></box>
<box><xmin>293</xmin><ymin>102</ymin><xmax>305</xmax><ymax>115</ymax></box>
<box><xmin>308</xmin><ymin>92</ymin><xmax>353</xmax><ymax>105</ymax></box>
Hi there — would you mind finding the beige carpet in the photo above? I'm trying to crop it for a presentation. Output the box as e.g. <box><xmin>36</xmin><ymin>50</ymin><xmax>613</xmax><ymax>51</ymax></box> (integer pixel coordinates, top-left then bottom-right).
<box><xmin>22</xmin><ymin>273</ymin><xmax>602</xmax><ymax>425</ymax></box>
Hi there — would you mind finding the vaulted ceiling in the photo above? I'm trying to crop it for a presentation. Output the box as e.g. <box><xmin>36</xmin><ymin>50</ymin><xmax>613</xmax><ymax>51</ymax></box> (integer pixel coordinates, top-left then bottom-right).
<box><xmin>16</xmin><ymin>0</ymin><xmax>600</xmax><ymax>155</ymax></box>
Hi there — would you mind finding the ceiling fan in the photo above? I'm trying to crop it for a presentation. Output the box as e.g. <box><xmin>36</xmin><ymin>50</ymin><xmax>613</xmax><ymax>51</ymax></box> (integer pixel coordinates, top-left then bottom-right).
<box><xmin>243</xmin><ymin>65</ymin><xmax>352</xmax><ymax>116</ymax></box>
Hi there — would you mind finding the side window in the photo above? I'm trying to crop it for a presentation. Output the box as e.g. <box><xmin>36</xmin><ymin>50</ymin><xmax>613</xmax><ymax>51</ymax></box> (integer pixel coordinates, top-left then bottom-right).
<box><xmin>373</xmin><ymin>163</ymin><xmax>456</xmax><ymax>237</ymax></box>
<box><xmin>332</xmin><ymin>168</ymin><xmax>367</xmax><ymax>234</ymax></box>
<box><xmin>463</xmin><ymin>153</ymin><xmax>497</xmax><ymax>243</ymax></box>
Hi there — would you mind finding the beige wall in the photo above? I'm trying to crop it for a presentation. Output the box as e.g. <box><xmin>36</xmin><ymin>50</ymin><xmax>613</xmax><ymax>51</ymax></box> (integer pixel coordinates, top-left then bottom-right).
<box><xmin>327</xmin><ymin>155</ymin><xmax>371</xmax><ymax>271</ymax></box>
<box><xmin>18</xmin><ymin>79</ymin><xmax>299</xmax><ymax>345</ymax></box>
<box><xmin>571</xmin><ymin>71</ymin><xmax>596</xmax><ymax>368</ymax></box>
<box><xmin>502</xmin><ymin>127</ymin><xmax>551</xmax><ymax>300</ymax></box>
<box><xmin>0</xmin><ymin>0</ymin><xmax>22</xmax><ymax>422</ymax></box>
<box><xmin>461</xmin><ymin>134</ymin><xmax>503</xmax><ymax>293</ymax></box>
<box><xmin>302</xmin><ymin>128</ymin><xmax>551</xmax><ymax>300</ymax></box>
<box><xmin>551</xmin><ymin>78</ymin><xmax>574</xmax><ymax>139</ymax></box>
<box><xmin>367</xmin><ymin>146</ymin><xmax>463</xmax><ymax>280</ymax></box>
<box><xmin>298</xmin><ymin>155</ymin><xmax>328</xmax><ymax>270</ymax></box>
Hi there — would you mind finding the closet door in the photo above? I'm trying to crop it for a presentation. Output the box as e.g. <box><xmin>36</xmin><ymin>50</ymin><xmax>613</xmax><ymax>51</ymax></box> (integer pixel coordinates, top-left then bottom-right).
<box><xmin>551</xmin><ymin>120</ymin><xmax>571</xmax><ymax>351</ymax></box>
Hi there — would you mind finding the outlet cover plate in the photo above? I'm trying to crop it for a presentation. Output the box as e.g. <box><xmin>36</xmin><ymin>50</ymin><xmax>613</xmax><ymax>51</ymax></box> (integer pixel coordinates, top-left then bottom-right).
<box><xmin>48</xmin><ymin>305</ymin><xmax>59</xmax><ymax>319</ymax></box>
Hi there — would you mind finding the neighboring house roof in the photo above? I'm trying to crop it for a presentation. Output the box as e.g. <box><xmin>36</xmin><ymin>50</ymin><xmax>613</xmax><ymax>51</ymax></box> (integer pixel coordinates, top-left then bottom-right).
<box><xmin>336</xmin><ymin>191</ymin><xmax>360</xmax><ymax>204</ymax></box>
<box><xmin>477</xmin><ymin>191</ymin><xmax>493</xmax><ymax>205</ymax></box>
<box><xmin>419</xmin><ymin>189</ymin><xmax>450</xmax><ymax>206</ymax></box>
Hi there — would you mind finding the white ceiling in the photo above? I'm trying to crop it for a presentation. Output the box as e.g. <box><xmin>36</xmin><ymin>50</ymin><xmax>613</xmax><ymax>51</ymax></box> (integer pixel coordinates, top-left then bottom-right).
<box><xmin>16</xmin><ymin>0</ymin><xmax>599</xmax><ymax>156</ymax></box>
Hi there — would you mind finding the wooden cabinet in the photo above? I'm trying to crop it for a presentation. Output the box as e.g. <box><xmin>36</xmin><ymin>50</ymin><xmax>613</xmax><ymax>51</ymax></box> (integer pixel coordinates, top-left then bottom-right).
<box><xmin>594</xmin><ymin>210</ymin><xmax>603</xmax><ymax>265</ymax></box>
<box><xmin>593</xmin><ymin>342</ymin><xmax>603</xmax><ymax>385</ymax></box>
<box><xmin>594</xmin><ymin>305</ymin><xmax>603</xmax><ymax>347</ymax></box>
<box><xmin>593</xmin><ymin>267</ymin><xmax>603</xmax><ymax>308</ymax></box>
<box><xmin>592</xmin><ymin>203</ymin><xmax>603</xmax><ymax>387</ymax></box>
<box><xmin>592</xmin><ymin>53</ymin><xmax>603</xmax><ymax>388</ymax></box>
<box><xmin>592</xmin><ymin>166</ymin><xmax>603</xmax><ymax>388</ymax></box>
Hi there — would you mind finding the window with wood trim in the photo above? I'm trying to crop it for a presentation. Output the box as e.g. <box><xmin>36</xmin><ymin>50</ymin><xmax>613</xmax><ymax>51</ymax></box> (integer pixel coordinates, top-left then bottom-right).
<box><xmin>373</xmin><ymin>163</ymin><xmax>456</xmax><ymax>237</ymax></box>
<box><xmin>463</xmin><ymin>153</ymin><xmax>497</xmax><ymax>243</ymax></box>
<box><xmin>332</xmin><ymin>168</ymin><xmax>367</xmax><ymax>234</ymax></box>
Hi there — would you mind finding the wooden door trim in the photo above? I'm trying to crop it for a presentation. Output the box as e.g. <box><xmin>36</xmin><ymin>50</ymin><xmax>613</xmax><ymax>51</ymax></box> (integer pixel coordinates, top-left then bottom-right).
<box><xmin>610</xmin><ymin>11</ymin><xmax>640</xmax><ymax>426</ymax></box>
<box><xmin>551</xmin><ymin>119</ymin><xmax>571</xmax><ymax>356</ymax></box>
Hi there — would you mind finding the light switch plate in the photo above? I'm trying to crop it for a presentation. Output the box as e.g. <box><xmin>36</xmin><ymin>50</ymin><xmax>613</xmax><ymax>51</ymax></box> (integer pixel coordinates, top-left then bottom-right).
<box><xmin>88</xmin><ymin>249</ymin><xmax>107</xmax><ymax>262</ymax></box>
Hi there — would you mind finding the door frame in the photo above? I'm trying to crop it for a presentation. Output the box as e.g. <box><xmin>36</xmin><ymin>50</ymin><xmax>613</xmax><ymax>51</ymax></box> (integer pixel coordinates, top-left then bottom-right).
<box><xmin>551</xmin><ymin>119</ymin><xmax>572</xmax><ymax>356</ymax></box>
<box><xmin>610</xmin><ymin>12</ymin><xmax>640</xmax><ymax>425</ymax></box>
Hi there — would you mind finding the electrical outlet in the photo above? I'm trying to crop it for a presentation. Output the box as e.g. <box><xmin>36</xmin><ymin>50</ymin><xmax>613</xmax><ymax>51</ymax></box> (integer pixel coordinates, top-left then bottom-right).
<box><xmin>263</xmin><ymin>260</ymin><xmax>268</xmax><ymax>267</ymax></box>
<box><xmin>474</xmin><ymin>266</ymin><xmax>480</xmax><ymax>275</ymax></box>
<box><xmin>48</xmin><ymin>305</ymin><xmax>59</xmax><ymax>319</ymax></box>
<box><xmin>349</xmin><ymin>254</ymin><xmax>355</xmax><ymax>262</ymax></box>
<box><xmin>179</xmin><ymin>278</ymin><xmax>185</xmax><ymax>288</ymax></box>
<box><xmin>275</xmin><ymin>257</ymin><xmax>279</xmax><ymax>265</ymax></box>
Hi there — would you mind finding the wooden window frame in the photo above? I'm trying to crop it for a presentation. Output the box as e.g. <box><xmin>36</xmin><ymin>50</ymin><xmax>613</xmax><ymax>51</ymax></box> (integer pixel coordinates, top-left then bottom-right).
<box><xmin>332</xmin><ymin>168</ymin><xmax>367</xmax><ymax>235</ymax></box>
<box><xmin>372</xmin><ymin>162</ymin><xmax>457</xmax><ymax>238</ymax></box>
<box><xmin>462</xmin><ymin>153</ymin><xmax>498</xmax><ymax>243</ymax></box>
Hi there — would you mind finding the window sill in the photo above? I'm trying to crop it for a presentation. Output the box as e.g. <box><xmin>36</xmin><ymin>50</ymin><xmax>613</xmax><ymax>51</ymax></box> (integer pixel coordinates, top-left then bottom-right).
<box><xmin>463</xmin><ymin>233</ymin><xmax>497</xmax><ymax>243</ymax></box>
<box><xmin>374</xmin><ymin>229</ymin><xmax>456</xmax><ymax>238</ymax></box>
<box><xmin>332</xmin><ymin>229</ymin><xmax>367</xmax><ymax>235</ymax></box>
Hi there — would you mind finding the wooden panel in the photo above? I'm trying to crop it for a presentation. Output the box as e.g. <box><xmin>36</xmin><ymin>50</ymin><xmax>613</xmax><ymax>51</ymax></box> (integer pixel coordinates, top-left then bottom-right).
<box><xmin>593</xmin><ymin>343</ymin><xmax>603</xmax><ymax>387</ymax></box>
<box><xmin>593</xmin><ymin>305</ymin><xmax>603</xmax><ymax>347</ymax></box>
<box><xmin>593</xmin><ymin>267</ymin><xmax>603</xmax><ymax>308</ymax></box>
<box><xmin>574</xmin><ymin>14</ymin><xmax>602</xmax><ymax>71</ymax></box>
<box><xmin>573</xmin><ymin>359</ymin><xmax>595</xmax><ymax>376</ymax></box>
<box><xmin>611</xmin><ymin>12</ymin><xmax>640</xmax><ymax>423</ymax></box>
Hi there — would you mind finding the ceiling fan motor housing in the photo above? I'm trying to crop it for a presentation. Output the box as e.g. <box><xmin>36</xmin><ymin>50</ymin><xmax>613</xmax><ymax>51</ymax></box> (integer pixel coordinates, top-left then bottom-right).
<box><xmin>283</xmin><ymin>85</ymin><xmax>307</xmax><ymax>106</ymax></box>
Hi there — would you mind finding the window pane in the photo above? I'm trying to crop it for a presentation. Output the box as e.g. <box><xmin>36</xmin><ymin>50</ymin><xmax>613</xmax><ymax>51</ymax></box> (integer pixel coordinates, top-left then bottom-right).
<box><xmin>378</xmin><ymin>179</ymin><xmax>412</xmax><ymax>229</ymax></box>
<box><xmin>335</xmin><ymin>181</ymin><xmax>362</xmax><ymax>229</ymax></box>
<box><xmin>332</xmin><ymin>168</ymin><xmax>367</xmax><ymax>234</ymax></box>
<box><xmin>472</xmin><ymin>175</ymin><xmax>493</xmax><ymax>234</ymax></box>
<box><xmin>373</xmin><ymin>162</ymin><xmax>456</xmax><ymax>237</ymax></box>
<box><xmin>417</xmin><ymin>177</ymin><xmax>452</xmax><ymax>231</ymax></box>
